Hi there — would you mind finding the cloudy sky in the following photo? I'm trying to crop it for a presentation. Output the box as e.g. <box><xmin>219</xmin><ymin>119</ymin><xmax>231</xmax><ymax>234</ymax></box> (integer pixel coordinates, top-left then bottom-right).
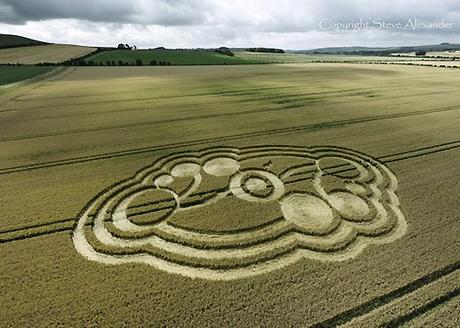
<box><xmin>0</xmin><ymin>0</ymin><xmax>459</xmax><ymax>49</ymax></box>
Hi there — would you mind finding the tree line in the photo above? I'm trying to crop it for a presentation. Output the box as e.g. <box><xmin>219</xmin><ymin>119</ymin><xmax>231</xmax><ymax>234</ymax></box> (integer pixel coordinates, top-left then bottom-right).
<box><xmin>247</xmin><ymin>47</ymin><xmax>285</xmax><ymax>54</ymax></box>
<box><xmin>214</xmin><ymin>47</ymin><xmax>235</xmax><ymax>57</ymax></box>
<box><xmin>117</xmin><ymin>44</ymin><xmax>137</xmax><ymax>50</ymax></box>
<box><xmin>35</xmin><ymin>59</ymin><xmax>172</xmax><ymax>66</ymax></box>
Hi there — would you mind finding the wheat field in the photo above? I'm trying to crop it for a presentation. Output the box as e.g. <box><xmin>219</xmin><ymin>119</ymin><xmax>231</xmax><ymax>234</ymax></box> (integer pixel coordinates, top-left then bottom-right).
<box><xmin>0</xmin><ymin>63</ymin><xmax>459</xmax><ymax>327</ymax></box>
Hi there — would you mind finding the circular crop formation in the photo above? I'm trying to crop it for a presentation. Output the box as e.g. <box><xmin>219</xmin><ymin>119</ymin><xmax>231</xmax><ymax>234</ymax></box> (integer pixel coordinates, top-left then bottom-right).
<box><xmin>73</xmin><ymin>146</ymin><xmax>407</xmax><ymax>280</ymax></box>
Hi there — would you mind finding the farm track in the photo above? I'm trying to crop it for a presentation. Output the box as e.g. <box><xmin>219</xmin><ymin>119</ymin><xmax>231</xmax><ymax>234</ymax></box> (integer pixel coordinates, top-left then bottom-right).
<box><xmin>1</xmin><ymin>104</ymin><xmax>459</xmax><ymax>175</ymax></box>
<box><xmin>1</xmin><ymin>139</ymin><xmax>459</xmax><ymax>243</ymax></box>
<box><xmin>379</xmin><ymin>288</ymin><xmax>460</xmax><ymax>327</ymax></box>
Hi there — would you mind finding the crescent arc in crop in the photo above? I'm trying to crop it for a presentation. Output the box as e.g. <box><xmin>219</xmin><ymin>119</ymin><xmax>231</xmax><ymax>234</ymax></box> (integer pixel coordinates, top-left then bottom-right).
<box><xmin>72</xmin><ymin>145</ymin><xmax>407</xmax><ymax>280</ymax></box>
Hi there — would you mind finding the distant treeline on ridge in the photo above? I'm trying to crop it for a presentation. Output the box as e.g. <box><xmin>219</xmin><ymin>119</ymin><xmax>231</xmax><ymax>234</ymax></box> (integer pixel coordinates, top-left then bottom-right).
<box><xmin>247</xmin><ymin>47</ymin><xmax>285</xmax><ymax>54</ymax></box>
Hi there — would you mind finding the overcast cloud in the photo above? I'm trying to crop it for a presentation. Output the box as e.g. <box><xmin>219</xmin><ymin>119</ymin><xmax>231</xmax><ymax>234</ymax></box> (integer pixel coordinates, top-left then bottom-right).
<box><xmin>0</xmin><ymin>0</ymin><xmax>459</xmax><ymax>49</ymax></box>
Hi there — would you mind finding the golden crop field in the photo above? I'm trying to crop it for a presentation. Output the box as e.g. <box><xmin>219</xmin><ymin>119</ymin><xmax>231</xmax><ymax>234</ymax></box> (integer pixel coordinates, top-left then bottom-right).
<box><xmin>428</xmin><ymin>51</ymin><xmax>460</xmax><ymax>58</ymax></box>
<box><xmin>0</xmin><ymin>63</ymin><xmax>459</xmax><ymax>327</ymax></box>
<box><xmin>0</xmin><ymin>44</ymin><xmax>97</xmax><ymax>64</ymax></box>
<box><xmin>235</xmin><ymin>51</ymin><xmax>423</xmax><ymax>63</ymax></box>
<box><xmin>391</xmin><ymin>51</ymin><xmax>460</xmax><ymax>58</ymax></box>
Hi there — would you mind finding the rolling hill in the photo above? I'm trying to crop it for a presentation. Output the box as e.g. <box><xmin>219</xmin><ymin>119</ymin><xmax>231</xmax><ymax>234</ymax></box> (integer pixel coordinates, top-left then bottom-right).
<box><xmin>0</xmin><ymin>44</ymin><xmax>98</xmax><ymax>65</ymax></box>
<box><xmin>0</xmin><ymin>34</ymin><xmax>47</xmax><ymax>49</ymax></box>
<box><xmin>296</xmin><ymin>43</ymin><xmax>460</xmax><ymax>55</ymax></box>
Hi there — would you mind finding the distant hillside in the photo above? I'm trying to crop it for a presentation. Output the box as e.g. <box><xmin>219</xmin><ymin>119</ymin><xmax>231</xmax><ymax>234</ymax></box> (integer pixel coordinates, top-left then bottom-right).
<box><xmin>295</xmin><ymin>43</ymin><xmax>460</xmax><ymax>55</ymax></box>
<box><xmin>0</xmin><ymin>34</ymin><xmax>48</xmax><ymax>49</ymax></box>
<box><xmin>0</xmin><ymin>44</ymin><xmax>98</xmax><ymax>65</ymax></box>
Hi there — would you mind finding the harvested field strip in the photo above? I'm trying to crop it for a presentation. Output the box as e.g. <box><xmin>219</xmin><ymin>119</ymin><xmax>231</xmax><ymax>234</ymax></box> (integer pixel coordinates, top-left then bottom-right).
<box><xmin>0</xmin><ymin>105</ymin><xmax>458</xmax><ymax>175</ymax></box>
<box><xmin>311</xmin><ymin>260</ymin><xmax>460</xmax><ymax>327</ymax></box>
<box><xmin>1</xmin><ymin>140</ymin><xmax>459</xmax><ymax>243</ymax></box>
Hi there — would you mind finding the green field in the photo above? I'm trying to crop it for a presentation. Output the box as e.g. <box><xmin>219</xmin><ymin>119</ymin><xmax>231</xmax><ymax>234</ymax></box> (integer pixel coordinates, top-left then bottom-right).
<box><xmin>0</xmin><ymin>64</ymin><xmax>459</xmax><ymax>326</ymax></box>
<box><xmin>0</xmin><ymin>66</ymin><xmax>54</xmax><ymax>86</ymax></box>
<box><xmin>86</xmin><ymin>49</ymin><xmax>260</xmax><ymax>65</ymax></box>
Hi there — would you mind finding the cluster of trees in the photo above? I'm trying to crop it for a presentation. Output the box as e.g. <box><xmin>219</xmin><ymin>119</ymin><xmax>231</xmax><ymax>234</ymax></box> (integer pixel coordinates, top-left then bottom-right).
<box><xmin>35</xmin><ymin>62</ymin><xmax>59</xmax><ymax>66</ymax></box>
<box><xmin>148</xmin><ymin>60</ymin><xmax>171</xmax><ymax>66</ymax></box>
<box><xmin>214</xmin><ymin>47</ymin><xmax>235</xmax><ymax>57</ymax></box>
<box><xmin>247</xmin><ymin>47</ymin><xmax>285</xmax><ymax>54</ymax></box>
<box><xmin>0</xmin><ymin>62</ymin><xmax>24</xmax><ymax>66</ymax></box>
<box><xmin>117</xmin><ymin>44</ymin><xmax>137</xmax><ymax>50</ymax></box>
<box><xmin>57</xmin><ymin>47</ymin><xmax>108</xmax><ymax>66</ymax></box>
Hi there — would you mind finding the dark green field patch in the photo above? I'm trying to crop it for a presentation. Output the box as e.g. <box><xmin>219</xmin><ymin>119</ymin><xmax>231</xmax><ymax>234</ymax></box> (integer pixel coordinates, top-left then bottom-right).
<box><xmin>0</xmin><ymin>66</ymin><xmax>54</xmax><ymax>86</ymax></box>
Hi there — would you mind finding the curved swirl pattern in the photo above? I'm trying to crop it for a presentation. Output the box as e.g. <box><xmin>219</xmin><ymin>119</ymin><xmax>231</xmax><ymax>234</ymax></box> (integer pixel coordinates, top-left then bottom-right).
<box><xmin>73</xmin><ymin>146</ymin><xmax>407</xmax><ymax>280</ymax></box>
